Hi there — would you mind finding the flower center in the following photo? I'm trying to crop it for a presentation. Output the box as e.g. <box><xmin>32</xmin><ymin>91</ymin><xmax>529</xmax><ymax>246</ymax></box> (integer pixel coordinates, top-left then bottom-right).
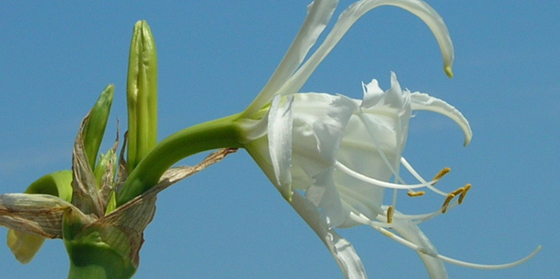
<box><xmin>338</xmin><ymin>109</ymin><xmax>473</xmax><ymax>227</ymax></box>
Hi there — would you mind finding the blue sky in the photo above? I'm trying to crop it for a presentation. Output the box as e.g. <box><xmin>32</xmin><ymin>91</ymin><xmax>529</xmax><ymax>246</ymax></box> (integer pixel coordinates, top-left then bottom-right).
<box><xmin>0</xmin><ymin>1</ymin><xmax>558</xmax><ymax>278</ymax></box>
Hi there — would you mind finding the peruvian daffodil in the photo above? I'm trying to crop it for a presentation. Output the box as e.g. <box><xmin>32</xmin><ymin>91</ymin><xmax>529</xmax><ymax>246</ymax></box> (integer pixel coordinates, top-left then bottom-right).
<box><xmin>0</xmin><ymin>1</ymin><xmax>539</xmax><ymax>278</ymax></box>
<box><xmin>114</xmin><ymin>1</ymin><xmax>538</xmax><ymax>279</ymax></box>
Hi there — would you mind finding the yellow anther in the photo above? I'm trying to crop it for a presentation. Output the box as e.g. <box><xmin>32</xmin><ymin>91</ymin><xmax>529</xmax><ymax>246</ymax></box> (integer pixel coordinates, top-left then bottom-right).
<box><xmin>445</xmin><ymin>65</ymin><xmax>454</xmax><ymax>78</ymax></box>
<box><xmin>458</xmin><ymin>184</ymin><xmax>472</xmax><ymax>204</ymax></box>
<box><xmin>441</xmin><ymin>193</ymin><xmax>455</xmax><ymax>214</ymax></box>
<box><xmin>441</xmin><ymin>184</ymin><xmax>471</xmax><ymax>212</ymax></box>
<box><xmin>450</xmin><ymin>187</ymin><xmax>465</xmax><ymax>197</ymax></box>
<box><xmin>387</xmin><ymin>206</ymin><xmax>394</xmax><ymax>224</ymax></box>
<box><xmin>432</xmin><ymin>167</ymin><xmax>451</xmax><ymax>185</ymax></box>
<box><xmin>407</xmin><ymin>190</ymin><xmax>425</xmax><ymax>197</ymax></box>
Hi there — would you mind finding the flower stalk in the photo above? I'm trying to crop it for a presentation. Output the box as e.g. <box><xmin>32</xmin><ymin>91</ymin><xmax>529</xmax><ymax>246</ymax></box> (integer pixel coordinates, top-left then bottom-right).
<box><xmin>116</xmin><ymin>113</ymin><xmax>244</xmax><ymax>206</ymax></box>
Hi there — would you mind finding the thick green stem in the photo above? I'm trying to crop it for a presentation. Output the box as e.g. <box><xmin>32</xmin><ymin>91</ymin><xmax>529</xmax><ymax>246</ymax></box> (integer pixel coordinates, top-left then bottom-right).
<box><xmin>116</xmin><ymin>114</ymin><xmax>244</xmax><ymax>206</ymax></box>
<box><xmin>63</xmin><ymin>207</ymin><xmax>137</xmax><ymax>279</ymax></box>
<box><xmin>66</xmin><ymin>242</ymin><xmax>136</xmax><ymax>279</ymax></box>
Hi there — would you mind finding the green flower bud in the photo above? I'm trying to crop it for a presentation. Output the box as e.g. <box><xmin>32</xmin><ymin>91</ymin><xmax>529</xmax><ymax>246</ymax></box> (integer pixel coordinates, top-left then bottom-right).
<box><xmin>126</xmin><ymin>20</ymin><xmax>158</xmax><ymax>172</ymax></box>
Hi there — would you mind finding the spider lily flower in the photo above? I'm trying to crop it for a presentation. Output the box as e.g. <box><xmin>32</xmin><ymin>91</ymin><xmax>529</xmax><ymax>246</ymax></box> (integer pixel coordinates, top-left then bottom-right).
<box><xmin>235</xmin><ymin>0</ymin><xmax>540</xmax><ymax>277</ymax></box>
<box><xmin>112</xmin><ymin>1</ymin><xmax>539</xmax><ymax>278</ymax></box>
<box><xmin>243</xmin><ymin>73</ymin><xmax>474</xmax><ymax>227</ymax></box>
<box><xmin>242</xmin><ymin>74</ymin><xmax>540</xmax><ymax>279</ymax></box>
<box><xmin>235</xmin><ymin>0</ymin><xmax>462</xmax><ymax>277</ymax></box>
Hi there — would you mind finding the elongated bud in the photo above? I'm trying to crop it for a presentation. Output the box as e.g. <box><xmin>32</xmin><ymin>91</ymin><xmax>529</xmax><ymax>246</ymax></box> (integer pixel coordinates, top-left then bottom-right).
<box><xmin>127</xmin><ymin>20</ymin><xmax>158</xmax><ymax>172</ymax></box>
<box><xmin>7</xmin><ymin>170</ymin><xmax>73</xmax><ymax>264</ymax></box>
<box><xmin>82</xmin><ymin>85</ymin><xmax>115</xmax><ymax>169</ymax></box>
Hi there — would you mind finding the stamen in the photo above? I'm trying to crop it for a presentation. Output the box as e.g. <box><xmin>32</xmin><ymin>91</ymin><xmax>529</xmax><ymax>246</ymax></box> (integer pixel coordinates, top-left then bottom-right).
<box><xmin>458</xmin><ymin>184</ymin><xmax>471</xmax><ymax>204</ymax></box>
<box><xmin>400</xmin><ymin>158</ymin><xmax>448</xmax><ymax>196</ymax></box>
<box><xmin>432</xmin><ymin>167</ymin><xmax>451</xmax><ymax>184</ymax></box>
<box><xmin>450</xmin><ymin>187</ymin><xmax>465</xmax><ymax>196</ymax></box>
<box><xmin>387</xmin><ymin>206</ymin><xmax>394</xmax><ymax>223</ymax></box>
<box><xmin>441</xmin><ymin>193</ymin><xmax>455</xmax><ymax>213</ymax></box>
<box><xmin>407</xmin><ymin>190</ymin><xmax>425</xmax><ymax>197</ymax></box>
<box><xmin>378</xmin><ymin>203</ymin><xmax>460</xmax><ymax>225</ymax></box>
<box><xmin>441</xmin><ymin>184</ymin><xmax>471</xmax><ymax>213</ymax></box>
<box><xmin>391</xmin><ymin>188</ymin><xmax>398</xmax><ymax>209</ymax></box>
<box><xmin>348</xmin><ymin>212</ymin><xmax>395</xmax><ymax>228</ymax></box>
<box><xmin>335</xmin><ymin>161</ymin><xmax>438</xmax><ymax>190</ymax></box>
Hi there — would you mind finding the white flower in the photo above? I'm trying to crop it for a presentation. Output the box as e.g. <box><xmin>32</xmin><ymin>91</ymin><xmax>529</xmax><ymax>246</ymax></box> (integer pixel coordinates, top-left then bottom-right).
<box><xmin>235</xmin><ymin>0</ymin><xmax>539</xmax><ymax>278</ymax></box>
<box><xmin>243</xmin><ymin>73</ymin><xmax>477</xmax><ymax>279</ymax></box>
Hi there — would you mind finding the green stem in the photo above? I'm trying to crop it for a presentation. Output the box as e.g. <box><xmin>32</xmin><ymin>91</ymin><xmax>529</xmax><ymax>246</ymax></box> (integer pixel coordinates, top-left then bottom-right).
<box><xmin>116</xmin><ymin>113</ymin><xmax>244</xmax><ymax>206</ymax></box>
<box><xmin>66</xmin><ymin>243</ymin><xmax>136</xmax><ymax>279</ymax></box>
<box><xmin>64</xmin><ymin>209</ymin><xmax>137</xmax><ymax>279</ymax></box>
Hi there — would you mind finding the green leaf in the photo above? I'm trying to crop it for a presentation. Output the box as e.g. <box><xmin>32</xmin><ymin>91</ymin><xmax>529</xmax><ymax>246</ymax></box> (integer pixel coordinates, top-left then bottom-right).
<box><xmin>82</xmin><ymin>85</ymin><xmax>115</xmax><ymax>169</ymax></box>
<box><xmin>24</xmin><ymin>170</ymin><xmax>73</xmax><ymax>201</ymax></box>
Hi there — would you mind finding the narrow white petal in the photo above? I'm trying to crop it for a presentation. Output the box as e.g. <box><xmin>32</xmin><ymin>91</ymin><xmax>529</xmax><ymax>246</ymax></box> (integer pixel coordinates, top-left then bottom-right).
<box><xmin>290</xmin><ymin>191</ymin><xmax>368</xmax><ymax>279</ymax></box>
<box><xmin>377</xmin><ymin>218</ymin><xmax>542</xmax><ymax>271</ymax></box>
<box><xmin>243</xmin><ymin>0</ymin><xmax>339</xmax><ymax>117</ymax></box>
<box><xmin>279</xmin><ymin>0</ymin><xmax>454</xmax><ymax>96</ymax></box>
<box><xmin>390</xmin><ymin>218</ymin><xmax>450</xmax><ymax>279</ymax></box>
<box><xmin>268</xmin><ymin>95</ymin><xmax>295</xmax><ymax>201</ymax></box>
<box><xmin>410</xmin><ymin>92</ymin><xmax>472</xmax><ymax>146</ymax></box>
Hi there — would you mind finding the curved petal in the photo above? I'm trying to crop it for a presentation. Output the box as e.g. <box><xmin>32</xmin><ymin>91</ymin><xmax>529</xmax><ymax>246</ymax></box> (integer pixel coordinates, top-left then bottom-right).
<box><xmin>243</xmin><ymin>0</ymin><xmax>339</xmax><ymax>117</ymax></box>
<box><xmin>279</xmin><ymin>0</ymin><xmax>454</xmax><ymax>96</ymax></box>
<box><xmin>290</xmin><ymin>191</ymin><xmax>368</xmax><ymax>279</ymax></box>
<box><xmin>268</xmin><ymin>95</ymin><xmax>295</xmax><ymax>201</ymax></box>
<box><xmin>391</xmin><ymin>216</ymin><xmax>449</xmax><ymax>279</ymax></box>
<box><xmin>410</xmin><ymin>92</ymin><xmax>472</xmax><ymax>146</ymax></box>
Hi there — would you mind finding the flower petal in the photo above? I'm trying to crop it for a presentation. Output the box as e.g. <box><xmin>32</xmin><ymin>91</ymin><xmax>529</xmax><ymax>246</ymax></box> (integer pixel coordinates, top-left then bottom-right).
<box><xmin>410</xmin><ymin>92</ymin><xmax>472</xmax><ymax>146</ymax></box>
<box><xmin>391</xmin><ymin>217</ymin><xmax>449</xmax><ymax>279</ymax></box>
<box><xmin>268</xmin><ymin>95</ymin><xmax>295</xmax><ymax>201</ymax></box>
<box><xmin>280</xmin><ymin>0</ymin><xmax>454</xmax><ymax>96</ymax></box>
<box><xmin>243</xmin><ymin>0</ymin><xmax>339</xmax><ymax>116</ymax></box>
<box><xmin>306</xmin><ymin>168</ymin><xmax>345</xmax><ymax>226</ymax></box>
<box><xmin>289</xmin><ymin>93</ymin><xmax>357</xmax><ymax>178</ymax></box>
<box><xmin>290</xmin><ymin>191</ymin><xmax>368</xmax><ymax>279</ymax></box>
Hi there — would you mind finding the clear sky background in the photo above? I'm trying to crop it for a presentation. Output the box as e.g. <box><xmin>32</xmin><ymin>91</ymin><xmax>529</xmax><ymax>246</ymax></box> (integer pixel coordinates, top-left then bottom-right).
<box><xmin>0</xmin><ymin>1</ymin><xmax>558</xmax><ymax>278</ymax></box>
